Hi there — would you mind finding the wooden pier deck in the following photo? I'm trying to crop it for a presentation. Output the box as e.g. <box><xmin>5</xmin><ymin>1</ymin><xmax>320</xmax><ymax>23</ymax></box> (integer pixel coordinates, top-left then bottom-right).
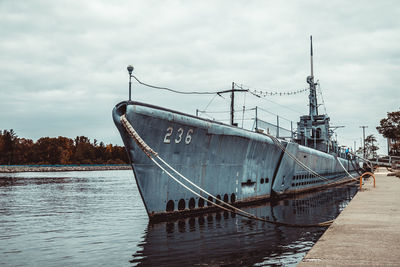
<box><xmin>299</xmin><ymin>168</ymin><xmax>400</xmax><ymax>266</ymax></box>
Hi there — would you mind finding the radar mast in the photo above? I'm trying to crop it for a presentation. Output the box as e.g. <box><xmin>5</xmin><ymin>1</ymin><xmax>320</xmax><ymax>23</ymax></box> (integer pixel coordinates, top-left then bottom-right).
<box><xmin>307</xmin><ymin>35</ymin><xmax>318</xmax><ymax>119</ymax></box>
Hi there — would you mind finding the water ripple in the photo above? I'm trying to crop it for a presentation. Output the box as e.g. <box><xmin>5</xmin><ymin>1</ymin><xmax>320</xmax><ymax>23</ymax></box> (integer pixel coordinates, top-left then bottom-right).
<box><xmin>0</xmin><ymin>170</ymin><xmax>357</xmax><ymax>266</ymax></box>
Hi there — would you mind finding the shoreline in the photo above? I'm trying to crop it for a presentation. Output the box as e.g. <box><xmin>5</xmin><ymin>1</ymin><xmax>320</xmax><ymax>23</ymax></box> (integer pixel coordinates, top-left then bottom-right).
<box><xmin>0</xmin><ymin>165</ymin><xmax>132</xmax><ymax>173</ymax></box>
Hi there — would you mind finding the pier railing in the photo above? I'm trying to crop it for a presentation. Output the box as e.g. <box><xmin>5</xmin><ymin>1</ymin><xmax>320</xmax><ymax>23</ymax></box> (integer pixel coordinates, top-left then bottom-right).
<box><xmin>371</xmin><ymin>155</ymin><xmax>400</xmax><ymax>169</ymax></box>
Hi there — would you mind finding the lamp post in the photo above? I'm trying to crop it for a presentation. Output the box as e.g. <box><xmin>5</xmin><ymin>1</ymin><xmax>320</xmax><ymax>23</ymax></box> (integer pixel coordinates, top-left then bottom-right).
<box><xmin>360</xmin><ymin>125</ymin><xmax>368</xmax><ymax>159</ymax></box>
<box><xmin>127</xmin><ymin>65</ymin><xmax>134</xmax><ymax>102</ymax></box>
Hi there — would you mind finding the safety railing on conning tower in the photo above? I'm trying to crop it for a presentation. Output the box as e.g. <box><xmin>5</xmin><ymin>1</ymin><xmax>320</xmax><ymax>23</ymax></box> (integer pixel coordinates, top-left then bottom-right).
<box><xmin>253</xmin><ymin>106</ymin><xmax>295</xmax><ymax>139</ymax></box>
<box><xmin>198</xmin><ymin>105</ymin><xmax>352</xmax><ymax>160</ymax></box>
<box><xmin>198</xmin><ymin>105</ymin><xmax>298</xmax><ymax>140</ymax></box>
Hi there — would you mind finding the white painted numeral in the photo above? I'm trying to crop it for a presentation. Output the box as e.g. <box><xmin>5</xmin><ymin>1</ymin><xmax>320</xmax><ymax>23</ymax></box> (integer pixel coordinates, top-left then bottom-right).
<box><xmin>175</xmin><ymin>128</ymin><xmax>184</xmax><ymax>143</ymax></box>
<box><xmin>164</xmin><ymin>127</ymin><xmax>194</xmax><ymax>144</ymax></box>
<box><xmin>185</xmin><ymin>129</ymin><xmax>193</xmax><ymax>144</ymax></box>
<box><xmin>163</xmin><ymin>127</ymin><xmax>173</xmax><ymax>143</ymax></box>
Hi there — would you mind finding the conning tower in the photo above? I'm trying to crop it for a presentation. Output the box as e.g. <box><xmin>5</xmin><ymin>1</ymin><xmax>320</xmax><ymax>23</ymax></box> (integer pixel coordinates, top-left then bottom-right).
<box><xmin>295</xmin><ymin>36</ymin><xmax>335</xmax><ymax>153</ymax></box>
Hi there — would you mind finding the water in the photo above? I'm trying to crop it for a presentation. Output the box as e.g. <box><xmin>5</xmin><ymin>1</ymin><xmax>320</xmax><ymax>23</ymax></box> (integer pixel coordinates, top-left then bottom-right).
<box><xmin>0</xmin><ymin>171</ymin><xmax>358</xmax><ymax>266</ymax></box>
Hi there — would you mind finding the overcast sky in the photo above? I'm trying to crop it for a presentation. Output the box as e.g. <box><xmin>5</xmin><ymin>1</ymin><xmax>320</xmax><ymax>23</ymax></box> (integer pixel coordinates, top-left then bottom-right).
<box><xmin>1</xmin><ymin>0</ymin><xmax>399</xmax><ymax>154</ymax></box>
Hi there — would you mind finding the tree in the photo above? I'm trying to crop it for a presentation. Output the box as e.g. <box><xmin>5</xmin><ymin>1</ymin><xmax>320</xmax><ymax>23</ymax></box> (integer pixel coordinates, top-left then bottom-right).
<box><xmin>377</xmin><ymin>111</ymin><xmax>400</xmax><ymax>139</ymax></box>
<box><xmin>377</xmin><ymin>111</ymin><xmax>400</xmax><ymax>156</ymax></box>
<box><xmin>364</xmin><ymin>134</ymin><xmax>379</xmax><ymax>159</ymax></box>
<box><xmin>14</xmin><ymin>138</ymin><xmax>34</xmax><ymax>164</ymax></box>
<box><xmin>0</xmin><ymin>129</ymin><xmax>128</xmax><ymax>165</ymax></box>
<box><xmin>34</xmin><ymin>137</ymin><xmax>62</xmax><ymax>164</ymax></box>
<box><xmin>390</xmin><ymin>143</ymin><xmax>400</xmax><ymax>156</ymax></box>
<box><xmin>356</xmin><ymin>134</ymin><xmax>379</xmax><ymax>159</ymax></box>
<box><xmin>73</xmin><ymin>136</ymin><xmax>95</xmax><ymax>164</ymax></box>
<box><xmin>0</xmin><ymin>129</ymin><xmax>18</xmax><ymax>164</ymax></box>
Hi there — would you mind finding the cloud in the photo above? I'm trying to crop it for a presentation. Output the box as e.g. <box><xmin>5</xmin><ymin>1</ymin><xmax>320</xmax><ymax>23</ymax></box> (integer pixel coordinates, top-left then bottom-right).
<box><xmin>0</xmin><ymin>0</ymin><xmax>399</xmax><ymax>153</ymax></box>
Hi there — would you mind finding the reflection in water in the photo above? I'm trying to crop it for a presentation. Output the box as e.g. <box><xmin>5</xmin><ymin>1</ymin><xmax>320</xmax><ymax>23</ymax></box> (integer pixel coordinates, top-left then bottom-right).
<box><xmin>0</xmin><ymin>171</ymin><xmax>357</xmax><ymax>266</ymax></box>
<box><xmin>132</xmin><ymin>185</ymin><xmax>357</xmax><ymax>266</ymax></box>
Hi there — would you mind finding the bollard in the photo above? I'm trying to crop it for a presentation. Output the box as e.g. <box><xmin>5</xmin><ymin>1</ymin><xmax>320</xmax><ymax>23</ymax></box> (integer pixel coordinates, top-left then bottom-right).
<box><xmin>359</xmin><ymin>172</ymin><xmax>376</xmax><ymax>190</ymax></box>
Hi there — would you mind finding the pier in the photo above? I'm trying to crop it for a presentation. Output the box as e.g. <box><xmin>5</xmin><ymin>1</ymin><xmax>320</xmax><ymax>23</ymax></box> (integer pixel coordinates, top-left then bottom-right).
<box><xmin>299</xmin><ymin>168</ymin><xmax>400</xmax><ymax>266</ymax></box>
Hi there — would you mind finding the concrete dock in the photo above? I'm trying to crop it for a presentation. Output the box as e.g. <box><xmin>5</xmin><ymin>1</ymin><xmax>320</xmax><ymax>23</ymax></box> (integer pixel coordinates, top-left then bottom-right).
<box><xmin>299</xmin><ymin>168</ymin><xmax>400</xmax><ymax>266</ymax></box>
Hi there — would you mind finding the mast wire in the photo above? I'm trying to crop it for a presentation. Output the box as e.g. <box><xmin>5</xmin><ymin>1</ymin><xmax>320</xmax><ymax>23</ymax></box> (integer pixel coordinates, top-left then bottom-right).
<box><xmin>131</xmin><ymin>74</ymin><xmax>304</xmax><ymax>115</ymax></box>
<box><xmin>317</xmin><ymin>81</ymin><xmax>328</xmax><ymax>115</ymax></box>
<box><xmin>132</xmin><ymin>75</ymin><xmax>221</xmax><ymax>95</ymax></box>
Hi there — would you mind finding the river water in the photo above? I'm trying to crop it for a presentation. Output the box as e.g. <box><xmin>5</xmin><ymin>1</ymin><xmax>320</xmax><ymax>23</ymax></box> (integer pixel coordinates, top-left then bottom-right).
<box><xmin>0</xmin><ymin>170</ymin><xmax>358</xmax><ymax>266</ymax></box>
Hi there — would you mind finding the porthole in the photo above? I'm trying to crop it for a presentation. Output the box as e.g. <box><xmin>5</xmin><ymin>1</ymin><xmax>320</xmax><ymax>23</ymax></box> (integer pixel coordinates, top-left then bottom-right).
<box><xmin>266</xmin><ymin>178</ymin><xmax>269</xmax><ymax>183</ymax></box>
<box><xmin>178</xmin><ymin>199</ymin><xmax>185</xmax><ymax>210</ymax></box>
<box><xmin>189</xmin><ymin>198</ymin><xmax>195</xmax><ymax>209</ymax></box>
<box><xmin>166</xmin><ymin>200</ymin><xmax>174</xmax><ymax>212</ymax></box>
<box><xmin>223</xmin><ymin>194</ymin><xmax>229</xmax><ymax>203</ymax></box>
<box><xmin>230</xmin><ymin>193</ymin><xmax>236</xmax><ymax>203</ymax></box>
<box><xmin>260</xmin><ymin>178</ymin><xmax>265</xmax><ymax>184</ymax></box>
<box><xmin>198</xmin><ymin>198</ymin><xmax>205</xmax><ymax>208</ymax></box>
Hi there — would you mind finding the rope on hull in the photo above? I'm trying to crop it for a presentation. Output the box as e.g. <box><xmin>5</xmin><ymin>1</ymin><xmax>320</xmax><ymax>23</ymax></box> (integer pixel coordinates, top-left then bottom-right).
<box><xmin>120</xmin><ymin>114</ymin><xmax>355</xmax><ymax>228</ymax></box>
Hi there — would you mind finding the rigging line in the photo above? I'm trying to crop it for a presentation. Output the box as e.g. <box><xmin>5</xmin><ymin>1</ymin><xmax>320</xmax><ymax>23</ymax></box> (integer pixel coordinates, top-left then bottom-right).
<box><xmin>317</xmin><ymin>81</ymin><xmax>328</xmax><ymax>115</ymax></box>
<box><xmin>132</xmin><ymin>75</ymin><xmax>221</xmax><ymax>95</ymax></box>
<box><xmin>234</xmin><ymin>82</ymin><xmax>308</xmax><ymax>96</ymax></box>
<box><xmin>199</xmin><ymin>108</ymin><xmax>255</xmax><ymax>114</ymax></box>
<box><xmin>219</xmin><ymin>91</ymin><xmax>252</xmax><ymax>112</ymax></box>
<box><xmin>252</xmin><ymin>88</ymin><xmax>308</xmax><ymax>97</ymax></box>
<box><xmin>202</xmin><ymin>94</ymin><xmax>218</xmax><ymax>112</ymax></box>
<box><xmin>256</xmin><ymin>107</ymin><xmax>294</xmax><ymax>123</ymax></box>
<box><xmin>242</xmin><ymin>91</ymin><xmax>247</xmax><ymax>128</ymax></box>
<box><xmin>201</xmin><ymin>112</ymin><xmax>217</xmax><ymax>120</ymax></box>
<box><xmin>249</xmin><ymin>91</ymin><xmax>302</xmax><ymax>115</ymax></box>
<box><xmin>218</xmin><ymin>118</ymin><xmax>254</xmax><ymax>122</ymax></box>
<box><xmin>198</xmin><ymin>110</ymin><xmax>231</xmax><ymax>114</ymax></box>
<box><xmin>215</xmin><ymin>98</ymin><xmax>256</xmax><ymax>120</ymax></box>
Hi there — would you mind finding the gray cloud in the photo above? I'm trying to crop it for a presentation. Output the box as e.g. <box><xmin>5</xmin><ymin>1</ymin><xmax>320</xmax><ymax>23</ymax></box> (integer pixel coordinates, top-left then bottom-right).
<box><xmin>1</xmin><ymin>0</ymin><xmax>399</xmax><ymax>154</ymax></box>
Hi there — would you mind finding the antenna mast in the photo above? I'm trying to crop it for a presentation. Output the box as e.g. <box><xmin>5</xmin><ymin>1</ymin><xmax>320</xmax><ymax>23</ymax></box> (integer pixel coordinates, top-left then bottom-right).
<box><xmin>310</xmin><ymin>35</ymin><xmax>314</xmax><ymax>77</ymax></box>
<box><xmin>307</xmin><ymin>35</ymin><xmax>318</xmax><ymax>119</ymax></box>
<box><xmin>217</xmin><ymin>83</ymin><xmax>247</xmax><ymax>126</ymax></box>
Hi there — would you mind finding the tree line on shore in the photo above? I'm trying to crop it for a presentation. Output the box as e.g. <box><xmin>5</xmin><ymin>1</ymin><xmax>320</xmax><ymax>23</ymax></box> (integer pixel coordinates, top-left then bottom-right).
<box><xmin>0</xmin><ymin>129</ymin><xmax>129</xmax><ymax>165</ymax></box>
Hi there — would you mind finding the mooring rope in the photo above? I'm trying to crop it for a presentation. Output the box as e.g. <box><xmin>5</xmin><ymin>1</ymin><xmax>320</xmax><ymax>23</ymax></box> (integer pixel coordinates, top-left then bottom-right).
<box><xmin>120</xmin><ymin>114</ymin><xmax>334</xmax><ymax>228</ymax></box>
<box><xmin>265</xmin><ymin>133</ymin><xmax>359</xmax><ymax>182</ymax></box>
<box><xmin>335</xmin><ymin>156</ymin><xmax>358</xmax><ymax>181</ymax></box>
<box><xmin>349</xmin><ymin>152</ymin><xmax>374</xmax><ymax>171</ymax></box>
<box><xmin>265</xmin><ymin>133</ymin><xmax>330</xmax><ymax>182</ymax></box>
